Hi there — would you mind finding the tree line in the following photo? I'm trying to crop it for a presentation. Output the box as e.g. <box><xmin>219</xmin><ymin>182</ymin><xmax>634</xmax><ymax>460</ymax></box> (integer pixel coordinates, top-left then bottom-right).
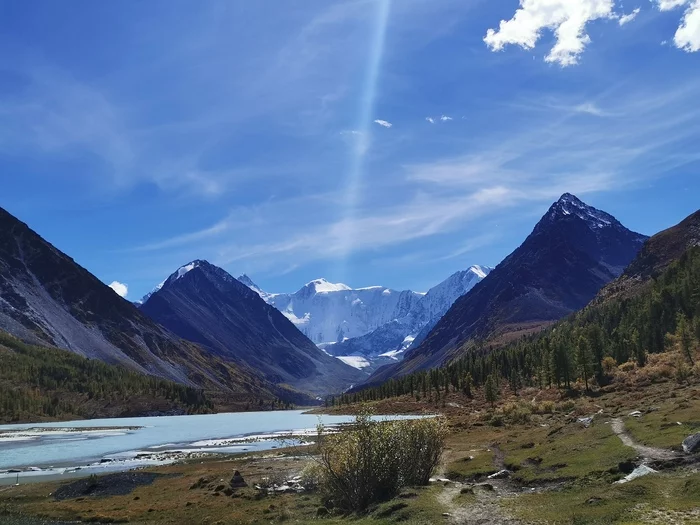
<box><xmin>330</xmin><ymin>247</ymin><xmax>700</xmax><ymax>407</ymax></box>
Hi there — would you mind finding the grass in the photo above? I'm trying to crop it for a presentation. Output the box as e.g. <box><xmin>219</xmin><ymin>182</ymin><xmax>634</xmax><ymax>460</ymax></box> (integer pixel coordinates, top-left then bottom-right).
<box><xmin>445</xmin><ymin>447</ymin><xmax>497</xmax><ymax>480</ymax></box>
<box><xmin>503</xmin><ymin>420</ymin><xmax>637</xmax><ymax>483</ymax></box>
<box><xmin>508</xmin><ymin>472</ymin><xmax>700</xmax><ymax>524</ymax></box>
<box><xmin>622</xmin><ymin>396</ymin><xmax>700</xmax><ymax>450</ymax></box>
<box><xmin>0</xmin><ymin>454</ymin><xmax>448</xmax><ymax>525</ymax></box>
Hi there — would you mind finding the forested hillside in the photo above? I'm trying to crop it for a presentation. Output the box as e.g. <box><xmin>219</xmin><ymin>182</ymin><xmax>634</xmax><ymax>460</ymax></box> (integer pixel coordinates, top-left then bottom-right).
<box><xmin>338</xmin><ymin>247</ymin><xmax>700</xmax><ymax>405</ymax></box>
<box><xmin>0</xmin><ymin>331</ymin><xmax>213</xmax><ymax>423</ymax></box>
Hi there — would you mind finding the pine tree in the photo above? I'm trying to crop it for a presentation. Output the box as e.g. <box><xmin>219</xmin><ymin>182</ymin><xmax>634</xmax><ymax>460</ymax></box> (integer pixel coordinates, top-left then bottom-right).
<box><xmin>576</xmin><ymin>335</ymin><xmax>593</xmax><ymax>391</ymax></box>
<box><xmin>462</xmin><ymin>373</ymin><xmax>473</xmax><ymax>398</ymax></box>
<box><xmin>677</xmin><ymin>314</ymin><xmax>695</xmax><ymax>365</ymax></box>
<box><xmin>485</xmin><ymin>374</ymin><xmax>498</xmax><ymax>408</ymax></box>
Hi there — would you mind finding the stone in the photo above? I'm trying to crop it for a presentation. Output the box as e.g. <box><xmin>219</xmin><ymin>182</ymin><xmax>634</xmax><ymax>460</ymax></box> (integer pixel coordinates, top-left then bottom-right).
<box><xmin>682</xmin><ymin>433</ymin><xmax>700</xmax><ymax>454</ymax></box>
<box><xmin>614</xmin><ymin>465</ymin><xmax>657</xmax><ymax>484</ymax></box>
<box><xmin>230</xmin><ymin>470</ymin><xmax>247</xmax><ymax>488</ymax></box>
<box><xmin>577</xmin><ymin>416</ymin><xmax>594</xmax><ymax>428</ymax></box>
<box><xmin>487</xmin><ymin>469</ymin><xmax>511</xmax><ymax>480</ymax></box>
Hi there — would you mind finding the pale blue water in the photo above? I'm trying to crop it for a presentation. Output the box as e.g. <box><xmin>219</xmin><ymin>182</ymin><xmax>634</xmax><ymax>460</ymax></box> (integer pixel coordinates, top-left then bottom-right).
<box><xmin>0</xmin><ymin>411</ymin><xmax>414</xmax><ymax>479</ymax></box>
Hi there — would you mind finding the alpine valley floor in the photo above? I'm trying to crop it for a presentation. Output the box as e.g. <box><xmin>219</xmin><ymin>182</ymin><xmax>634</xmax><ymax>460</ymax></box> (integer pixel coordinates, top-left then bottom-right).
<box><xmin>1</xmin><ymin>352</ymin><xmax>699</xmax><ymax>525</ymax></box>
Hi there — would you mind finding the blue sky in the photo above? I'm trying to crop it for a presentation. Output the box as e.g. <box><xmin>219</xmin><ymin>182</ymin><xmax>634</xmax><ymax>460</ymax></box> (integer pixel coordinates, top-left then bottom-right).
<box><xmin>1</xmin><ymin>0</ymin><xmax>699</xmax><ymax>299</ymax></box>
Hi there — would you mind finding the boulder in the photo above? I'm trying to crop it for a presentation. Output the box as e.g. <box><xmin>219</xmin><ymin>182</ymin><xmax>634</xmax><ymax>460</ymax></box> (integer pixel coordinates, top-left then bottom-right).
<box><xmin>230</xmin><ymin>470</ymin><xmax>247</xmax><ymax>488</ymax></box>
<box><xmin>682</xmin><ymin>433</ymin><xmax>700</xmax><ymax>454</ymax></box>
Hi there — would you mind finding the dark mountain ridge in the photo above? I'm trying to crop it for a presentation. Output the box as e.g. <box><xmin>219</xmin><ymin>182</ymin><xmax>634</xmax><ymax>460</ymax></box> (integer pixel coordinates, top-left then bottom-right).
<box><xmin>0</xmin><ymin>207</ymin><xmax>301</xmax><ymax>404</ymax></box>
<box><xmin>139</xmin><ymin>260</ymin><xmax>364</xmax><ymax>396</ymax></box>
<box><xmin>366</xmin><ymin>193</ymin><xmax>648</xmax><ymax>383</ymax></box>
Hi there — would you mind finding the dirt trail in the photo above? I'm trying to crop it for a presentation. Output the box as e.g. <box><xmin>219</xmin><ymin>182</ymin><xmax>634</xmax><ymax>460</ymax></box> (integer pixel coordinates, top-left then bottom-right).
<box><xmin>610</xmin><ymin>418</ymin><xmax>678</xmax><ymax>461</ymax></box>
<box><xmin>434</xmin><ymin>446</ymin><xmax>525</xmax><ymax>525</ymax></box>
<box><xmin>436</xmin><ymin>480</ymin><xmax>524</xmax><ymax>525</ymax></box>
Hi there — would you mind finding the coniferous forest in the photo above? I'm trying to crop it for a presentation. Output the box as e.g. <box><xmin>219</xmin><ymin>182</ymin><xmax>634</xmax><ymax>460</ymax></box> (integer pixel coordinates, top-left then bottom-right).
<box><xmin>0</xmin><ymin>331</ymin><xmax>213</xmax><ymax>423</ymax></box>
<box><xmin>332</xmin><ymin>247</ymin><xmax>700</xmax><ymax>406</ymax></box>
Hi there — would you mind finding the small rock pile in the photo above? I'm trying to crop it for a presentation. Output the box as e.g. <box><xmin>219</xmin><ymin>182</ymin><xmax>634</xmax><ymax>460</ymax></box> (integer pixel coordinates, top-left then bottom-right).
<box><xmin>254</xmin><ymin>475</ymin><xmax>306</xmax><ymax>494</ymax></box>
<box><xmin>189</xmin><ymin>470</ymin><xmax>248</xmax><ymax>497</ymax></box>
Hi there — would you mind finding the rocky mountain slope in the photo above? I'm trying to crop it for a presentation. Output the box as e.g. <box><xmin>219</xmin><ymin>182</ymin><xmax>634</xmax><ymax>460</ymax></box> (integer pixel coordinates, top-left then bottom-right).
<box><xmin>0</xmin><ymin>207</ymin><xmax>284</xmax><ymax>402</ymax></box>
<box><xmin>140</xmin><ymin>261</ymin><xmax>364</xmax><ymax>396</ymax></box>
<box><xmin>367</xmin><ymin>193</ymin><xmax>648</xmax><ymax>382</ymax></box>
<box><xmin>598</xmin><ymin>209</ymin><xmax>700</xmax><ymax>301</ymax></box>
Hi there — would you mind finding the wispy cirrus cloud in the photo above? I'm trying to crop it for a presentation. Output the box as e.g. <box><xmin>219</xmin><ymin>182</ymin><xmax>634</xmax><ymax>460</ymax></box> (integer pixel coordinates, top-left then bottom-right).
<box><xmin>374</xmin><ymin>119</ymin><xmax>393</xmax><ymax>128</ymax></box>
<box><xmin>130</xmin><ymin>79</ymin><xmax>700</xmax><ymax>280</ymax></box>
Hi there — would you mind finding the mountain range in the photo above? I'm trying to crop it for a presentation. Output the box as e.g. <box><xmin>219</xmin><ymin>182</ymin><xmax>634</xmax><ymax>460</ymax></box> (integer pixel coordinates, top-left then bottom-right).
<box><xmin>236</xmin><ymin>266</ymin><xmax>491</xmax><ymax>372</ymax></box>
<box><xmin>0</xmin><ymin>207</ymin><xmax>279</xmax><ymax>402</ymax></box>
<box><xmin>0</xmin><ymin>207</ymin><xmax>359</xmax><ymax>404</ymax></box>
<box><xmin>0</xmin><ymin>192</ymin><xmax>670</xmax><ymax>416</ymax></box>
<box><xmin>367</xmin><ymin>193</ymin><xmax>649</xmax><ymax>383</ymax></box>
<box><xmin>139</xmin><ymin>261</ymin><xmax>363</xmax><ymax>396</ymax></box>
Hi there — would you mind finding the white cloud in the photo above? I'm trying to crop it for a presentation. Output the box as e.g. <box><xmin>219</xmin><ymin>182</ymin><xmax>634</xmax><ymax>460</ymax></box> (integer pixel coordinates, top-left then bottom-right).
<box><xmin>618</xmin><ymin>7</ymin><xmax>641</xmax><ymax>25</ymax></box>
<box><xmin>484</xmin><ymin>0</ymin><xmax>617</xmax><ymax>66</ymax></box>
<box><xmin>656</xmin><ymin>0</ymin><xmax>700</xmax><ymax>52</ymax></box>
<box><xmin>425</xmin><ymin>117</ymin><xmax>435</xmax><ymax>124</ymax></box>
<box><xmin>572</xmin><ymin>102</ymin><xmax>610</xmax><ymax>116</ymax></box>
<box><xmin>374</xmin><ymin>119</ymin><xmax>393</xmax><ymax>128</ymax></box>
<box><xmin>108</xmin><ymin>281</ymin><xmax>128</xmax><ymax>298</ymax></box>
<box><xmin>440</xmin><ymin>115</ymin><xmax>453</xmax><ymax>121</ymax></box>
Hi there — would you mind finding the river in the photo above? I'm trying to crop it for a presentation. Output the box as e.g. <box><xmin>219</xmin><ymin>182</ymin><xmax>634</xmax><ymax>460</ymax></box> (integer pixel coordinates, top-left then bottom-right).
<box><xmin>0</xmin><ymin>410</ymin><xmax>416</xmax><ymax>484</ymax></box>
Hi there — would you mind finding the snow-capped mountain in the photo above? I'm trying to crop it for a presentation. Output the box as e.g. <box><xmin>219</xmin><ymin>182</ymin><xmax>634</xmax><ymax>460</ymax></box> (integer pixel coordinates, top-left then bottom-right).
<box><xmin>238</xmin><ymin>276</ymin><xmax>424</xmax><ymax>345</ymax></box>
<box><xmin>239</xmin><ymin>266</ymin><xmax>491</xmax><ymax>369</ymax></box>
<box><xmin>322</xmin><ymin>265</ymin><xmax>492</xmax><ymax>362</ymax></box>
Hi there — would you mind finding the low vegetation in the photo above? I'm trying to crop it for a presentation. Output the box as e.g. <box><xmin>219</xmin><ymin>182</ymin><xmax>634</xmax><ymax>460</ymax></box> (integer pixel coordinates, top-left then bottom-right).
<box><xmin>314</xmin><ymin>412</ymin><xmax>447</xmax><ymax>512</ymax></box>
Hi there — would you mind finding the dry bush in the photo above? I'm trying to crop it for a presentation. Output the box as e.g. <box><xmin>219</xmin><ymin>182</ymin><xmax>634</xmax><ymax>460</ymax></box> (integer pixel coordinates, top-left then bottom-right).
<box><xmin>315</xmin><ymin>412</ymin><xmax>447</xmax><ymax>512</ymax></box>
<box><xmin>618</xmin><ymin>361</ymin><xmax>636</xmax><ymax>373</ymax></box>
<box><xmin>498</xmin><ymin>401</ymin><xmax>533</xmax><ymax>423</ymax></box>
<box><xmin>533</xmin><ymin>400</ymin><xmax>555</xmax><ymax>414</ymax></box>
<box><xmin>602</xmin><ymin>356</ymin><xmax>617</xmax><ymax>375</ymax></box>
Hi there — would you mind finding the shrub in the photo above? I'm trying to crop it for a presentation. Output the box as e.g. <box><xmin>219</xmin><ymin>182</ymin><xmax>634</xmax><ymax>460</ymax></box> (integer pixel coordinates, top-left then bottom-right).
<box><xmin>602</xmin><ymin>356</ymin><xmax>617</xmax><ymax>375</ymax></box>
<box><xmin>315</xmin><ymin>412</ymin><xmax>447</xmax><ymax>512</ymax></box>
<box><xmin>533</xmin><ymin>400</ymin><xmax>555</xmax><ymax>414</ymax></box>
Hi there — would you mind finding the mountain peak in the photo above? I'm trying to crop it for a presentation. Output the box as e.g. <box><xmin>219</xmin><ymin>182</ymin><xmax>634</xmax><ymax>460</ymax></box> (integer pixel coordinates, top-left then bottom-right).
<box><xmin>237</xmin><ymin>273</ymin><xmax>258</xmax><ymax>289</ymax></box>
<box><xmin>544</xmin><ymin>193</ymin><xmax>616</xmax><ymax>230</ymax></box>
<box><xmin>467</xmin><ymin>265</ymin><xmax>490</xmax><ymax>279</ymax></box>
<box><xmin>303</xmin><ymin>278</ymin><xmax>352</xmax><ymax>294</ymax></box>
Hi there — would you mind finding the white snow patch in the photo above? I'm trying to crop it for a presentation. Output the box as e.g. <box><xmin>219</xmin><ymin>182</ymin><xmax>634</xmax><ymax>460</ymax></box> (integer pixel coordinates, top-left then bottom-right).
<box><xmin>308</xmin><ymin>279</ymin><xmax>352</xmax><ymax>293</ymax></box>
<box><xmin>176</xmin><ymin>262</ymin><xmax>198</xmax><ymax>279</ymax></box>
<box><xmin>336</xmin><ymin>356</ymin><xmax>371</xmax><ymax>370</ymax></box>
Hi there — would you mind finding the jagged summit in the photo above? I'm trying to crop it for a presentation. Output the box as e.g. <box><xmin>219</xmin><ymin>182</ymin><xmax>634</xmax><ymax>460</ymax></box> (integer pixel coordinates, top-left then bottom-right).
<box><xmin>139</xmin><ymin>260</ymin><xmax>219</xmax><ymax>305</ymax></box>
<box><xmin>544</xmin><ymin>193</ymin><xmax>617</xmax><ymax>230</ymax></box>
